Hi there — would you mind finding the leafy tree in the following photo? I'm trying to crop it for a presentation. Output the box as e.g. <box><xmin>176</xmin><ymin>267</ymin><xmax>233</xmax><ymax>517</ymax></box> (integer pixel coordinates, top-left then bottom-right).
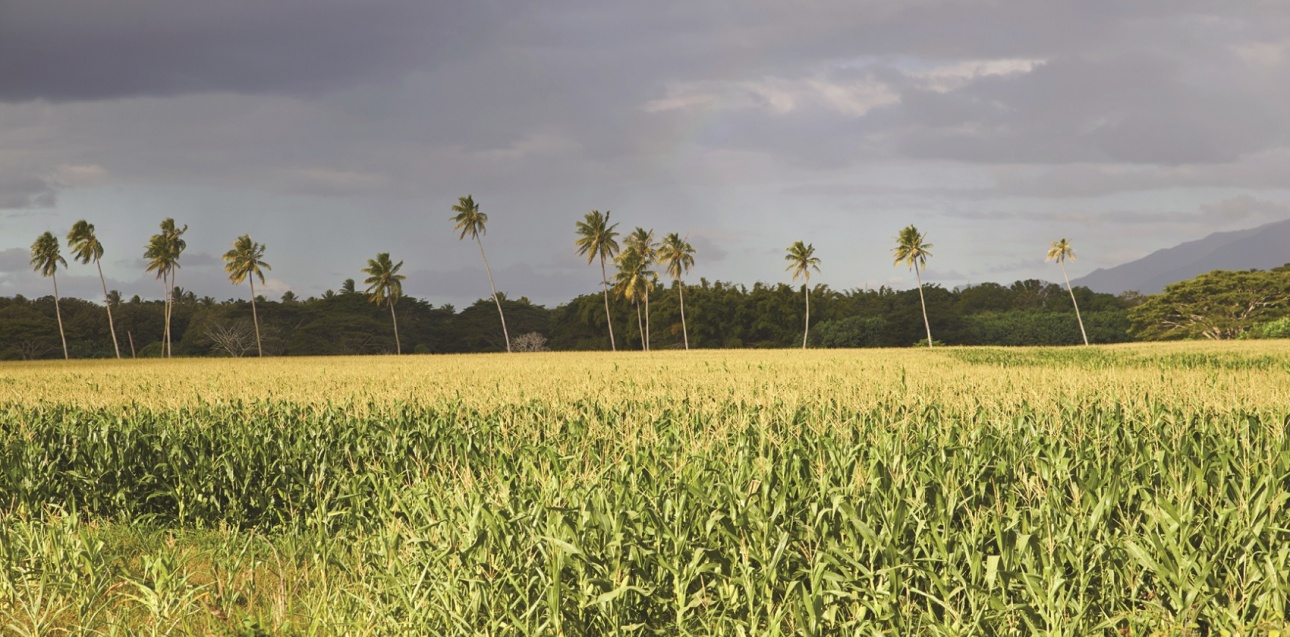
<box><xmin>223</xmin><ymin>234</ymin><xmax>272</xmax><ymax>357</ymax></box>
<box><xmin>66</xmin><ymin>220</ymin><xmax>121</xmax><ymax>358</ymax></box>
<box><xmin>362</xmin><ymin>253</ymin><xmax>407</xmax><ymax>354</ymax></box>
<box><xmin>1047</xmin><ymin>238</ymin><xmax>1089</xmax><ymax>345</ymax></box>
<box><xmin>657</xmin><ymin>233</ymin><xmax>696</xmax><ymax>350</ymax></box>
<box><xmin>1129</xmin><ymin>269</ymin><xmax>1290</xmax><ymax>340</ymax></box>
<box><xmin>452</xmin><ymin>195</ymin><xmax>511</xmax><ymax>352</ymax></box>
<box><xmin>784</xmin><ymin>241</ymin><xmax>821</xmax><ymax>349</ymax></box>
<box><xmin>29</xmin><ymin>232</ymin><xmax>69</xmax><ymax>359</ymax></box>
<box><xmin>893</xmin><ymin>225</ymin><xmax>934</xmax><ymax>348</ymax></box>
<box><xmin>574</xmin><ymin>210</ymin><xmax>620</xmax><ymax>351</ymax></box>
<box><xmin>813</xmin><ymin>316</ymin><xmax>887</xmax><ymax>348</ymax></box>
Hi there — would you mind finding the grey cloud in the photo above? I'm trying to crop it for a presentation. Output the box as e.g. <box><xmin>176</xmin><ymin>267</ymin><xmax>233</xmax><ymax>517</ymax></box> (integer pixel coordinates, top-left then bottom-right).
<box><xmin>0</xmin><ymin>247</ymin><xmax>30</xmax><ymax>273</ymax></box>
<box><xmin>0</xmin><ymin>174</ymin><xmax>58</xmax><ymax>209</ymax></box>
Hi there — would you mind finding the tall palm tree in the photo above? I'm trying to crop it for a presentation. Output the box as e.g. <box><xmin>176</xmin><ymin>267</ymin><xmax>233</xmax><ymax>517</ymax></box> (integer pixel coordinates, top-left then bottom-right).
<box><xmin>1047</xmin><ymin>238</ymin><xmax>1089</xmax><ymax>346</ymax></box>
<box><xmin>30</xmin><ymin>232</ymin><xmax>69</xmax><ymax>359</ymax></box>
<box><xmin>624</xmin><ymin>227</ymin><xmax>657</xmax><ymax>350</ymax></box>
<box><xmin>574</xmin><ymin>210</ymin><xmax>620</xmax><ymax>351</ymax></box>
<box><xmin>67</xmin><ymin>220</ymin><xmax>121</xmax><ymax>358</ymax></box>
<box><xmin>658</xmin><ymin>233</ymin><xmax>696</xmax><ymax>350</ymax></box>
<box><xmin>144</xmin><ymin>219</ymin><xmax>186</xmax><ymax>357</ymax></box>
<box><xmin>893</xmin><ymin>225</ymin><xmax>935</xmax><ymax>348</ymax></box>
<box><xmin>362</xmin><ymin>252</ymin><xmax>406</xmax><ymax>354</ymax></box>
<box><xmin>223</xmin><ymin>235</ymin><xmax>272</xmax><ymax>357</ymax></box>
<box><xmin>784</xmin><ymin>241</ymin><xmax>821</xmax><ymax>349</ymax></box>
<box><xmin>452</xmin><ymin>195</ymin><xmax>511</xmax><ymax>353</ymax></box>
<box><xmin>613</xmin><ymin>247</ymin><xmax>654</xmax><ymax>350</ymax></box>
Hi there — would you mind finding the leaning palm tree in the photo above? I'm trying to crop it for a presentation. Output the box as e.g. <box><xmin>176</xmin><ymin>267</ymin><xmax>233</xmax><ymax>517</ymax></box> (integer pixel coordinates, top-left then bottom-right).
<box><xmin>574</xmin><ymin>210</ymin><xmax>620</xmax><ymax>351</ymax></box>
<box><xmin>613</xmin><ymin>247</ymin><xmax>654</xmax><ymax>350</ymax></box>
<box><xmin>1047</xmin><ymin>238</ymin><xmax>1089</xmax><ymax>346</ymax></box>
<box><xmin>30</xmin><ymin>232</ymin><xmax>69</xmax><ymax>359</ymax></box>
<box><xmin>452</xmin><ymin>195</ymin><xmax>511</xmax><ymax>352</ymax></box>
<box><xmin>624</xmin><ymin>227</ymin><xmax>657</xmax><ymax>350</ymax></box>
<box><xmin>362</xmin><ymin>253</ymin><xmax>406</xmax><ymax>354</ymax></box>
<box><xmin>893</xmin><ymin>225</ymin><xmax>935</xmax><ymax>348</ymax></box>
<box><xmin>784</xmin><ymin>241</ymin><xmax>821</xmax><ymax>349</ymax></box>
<box><xmin>67</xmin><ymin>220</ymin><xmax>121</xmax><ymax>358</ymax></box>
<box><xmin>223</xmin><ymin>235</ymin><xmax>272</xmax><ymax>357</ymax></box>
<box><xmin>657</xmin><ymin>233</ymin><xmax>696</xmax><ymax>350</ymax></box>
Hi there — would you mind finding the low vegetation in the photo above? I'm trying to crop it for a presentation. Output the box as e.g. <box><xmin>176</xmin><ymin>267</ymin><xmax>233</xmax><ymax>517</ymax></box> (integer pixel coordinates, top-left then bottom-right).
<box><xmin>2</xmin><ymin>344</ymin><xmax>1289</xmax><ymax>634</ymax></box>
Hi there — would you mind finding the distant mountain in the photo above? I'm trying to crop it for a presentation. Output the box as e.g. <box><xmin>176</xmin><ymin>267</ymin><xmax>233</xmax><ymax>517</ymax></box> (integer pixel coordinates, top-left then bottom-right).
<box><xmin>1071</xmin><ymin>218</ymin><xmax>1290</xmax><ymax>295</ymax></box>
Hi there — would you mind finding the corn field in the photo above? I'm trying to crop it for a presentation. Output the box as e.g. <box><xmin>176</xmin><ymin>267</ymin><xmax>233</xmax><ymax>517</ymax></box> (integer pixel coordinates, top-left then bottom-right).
<box><xmin>2</xmin><ymin>344</ymin><xmax>1289</xmax><ymax>635</ymax></box>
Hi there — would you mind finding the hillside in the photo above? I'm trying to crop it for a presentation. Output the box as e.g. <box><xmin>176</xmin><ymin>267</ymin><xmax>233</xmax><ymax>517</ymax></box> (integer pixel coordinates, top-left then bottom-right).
<box><xmin>1072</xmin><ymin>218</ymin><xmax>1290</xmax><ymax>294</ymax></box>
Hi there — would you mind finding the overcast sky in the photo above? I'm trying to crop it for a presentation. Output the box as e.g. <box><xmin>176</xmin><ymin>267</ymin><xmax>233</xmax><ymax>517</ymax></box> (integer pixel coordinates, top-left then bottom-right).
<box><xmin>3</xmin><ymin>1</ymin><xmax>1289</xmax><ymax>307</ymax></box>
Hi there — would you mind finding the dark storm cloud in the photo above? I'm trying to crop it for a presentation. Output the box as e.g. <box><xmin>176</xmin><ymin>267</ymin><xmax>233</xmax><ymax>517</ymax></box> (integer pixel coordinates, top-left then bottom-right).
<box><xmin>0</xmin><ymin>0</ymin><xmax>489</xmax><ymax>101</ymax></box>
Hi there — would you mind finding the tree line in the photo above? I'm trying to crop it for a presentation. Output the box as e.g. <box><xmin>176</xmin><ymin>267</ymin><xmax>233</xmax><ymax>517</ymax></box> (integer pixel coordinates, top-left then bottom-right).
<box><xmin>18</xmin><ymin>199</ymin><xmax>1286</xmax><ymax>360</ymax></box>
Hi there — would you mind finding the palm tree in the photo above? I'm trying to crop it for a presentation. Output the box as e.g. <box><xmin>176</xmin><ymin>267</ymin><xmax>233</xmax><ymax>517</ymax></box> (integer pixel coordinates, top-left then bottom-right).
<box><xmin>784</xmin><ymin>241</ymin><xmax>821</xmax><ymax>349</ymax></box>
<box><xmin>624</xmin><ymin>227</ymin><xmax>657</xmax><ymax>350</ymax></box>
<box><xmin>1047</xmin><ymin>238</ymin><xmax>1089</xmax><ymax>346</ymax></box>
<box><xmin>452</xmin><ymin>195</ymin><xmax>511</xmax><ymax>353</ymax></box>
<box><xmin>67</xmin><ymin>220</ymin><xmax>121</xmax><ymax>358</ymax></box>
<box><xmin>574</xmin><ymin>210</ymin><xmax>620</xmax><ymax>351</ymax></box>
<box><xmin>30</xmin><ymin>232</ymin><xmax>69</xmax><ymax>359</ymax></box>
<box><xmin>223</xmin><ymin>235</ymin><xmax>272</xmax><ymax>357</ymax></box>
<box><xmin>657</xmin><ymin>233</ymin><xmax>696</xmax><ymax>350</ymax></box>
<box><xmin>613</xmin><ymin>247</ymin><xmax>655</xmax><ymax>350</ymax></box>
<box><xmin>362</xmin><ymin>252</ymin><xmax>406</xmax><ymax>354</ymax></box>
<box><xmin>893</xmin><ymin>225</ymin><xmax>935</xmax><ymax>348</ymax></box>
<box><xmin>144</xmin><ymin>219</ymin><xmax>186</xmax><ymax>357</ymax></box>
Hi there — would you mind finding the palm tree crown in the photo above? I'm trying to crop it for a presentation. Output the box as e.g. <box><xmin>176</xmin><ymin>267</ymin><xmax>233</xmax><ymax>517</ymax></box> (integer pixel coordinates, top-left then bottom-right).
<box><xmin>784</xmin><ymin>241</ymin><xmax>820</xmax><ymax>282</ymax></box>
<box><xmin>67</xmin><ymin>220</ymin><xmax>104</xmax><ymax>264</ymax></box>
<box><xmin>30</xmin><ymin>232</ymin><xmax>67</xmax><ymax>277</ymax></box>
<box><xmin>658</xmin><ymin>233</ymin><xmax>695</xmax><ymax>282</ymax></box>
<box><xmin>574</xmin><ymin>210</ymin><xmax>620</xmax><ymax>265</ymax></box>
<box><xmin>451</xmin><ymin>195</ymin><xmax>488</xmax><ymax>240</ymax></box>
<box><xmin>1046</xmin><ymin>238</ymin><xmax>1075</xmax><ymax>264</ymax></box>
<box><xmin>363</xmin><ymin>253</ymin><xmax>405</xmax><ymax>306</ymax></box>
<box><xmin>892</xmin><ymin>225</ymin><xmax>933</xmax><ymax>271</ymax></box>
<box><xmin>223</xmin><ymin>235</ymin><xmax>271</xmax><ymax>286</ymax></box>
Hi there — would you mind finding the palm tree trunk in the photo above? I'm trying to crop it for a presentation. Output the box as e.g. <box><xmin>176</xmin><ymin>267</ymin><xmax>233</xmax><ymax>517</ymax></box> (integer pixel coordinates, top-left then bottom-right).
<box><xmin>249</xmin><ymin>279</ymin><xmax>264</xmax><ymax>357</ymax></box>
<box><xmin>600</xmin><ymin>256</ymin><xmax>616</xmax><ymax>351</ymax></box>
<box><xmin>388</xmin><ymin>299</ymin><xmax>401</xmax><ymax>354</ymax></box>
<box><xmin>52</xmin><ymin>272</ymin><xmax>68</xmax><ymax>360</ymax></box>
<box><xmin>678</xmin><ymin>281</ymin><xmax>689</xmax><ymax>350</ymax></box>
<box><xmin>644</xmin><ymin>287</ymin><xmax>650</xmax><ymax>351</ymax></box>
<box><xmin>167</xmin><ymin>269</ymin><xmax>176</xmax><ymax>357</ymax></box>
<box><xmin>96</xmin><ymin>258</ymin><xmax>121</xmax><ymax>359</ymax></box>
<box><xmin>915</xmin><ymin>265</ymin><xmax>933</xmax><ymax>348</ymax></box>
<box><xmin>802</xmin><ymin>282</ymin><xmax>810</xmax><ymax>349</ymax></box>
<box><xmin>161</xmin><ymin>274</ymin><xmax>170</xmax><ymax>358</ymax></box>
<box><xmin>635</xmin><ymin>302</ymin><xmax>645</xmax><ymax>350</ymax></box>
<box><xmin>477</xmin><ymin>237</ymin><xmax>511</xmax><ymax>353</ymax></box>
<box><xmin>1060</xmin><ymin>261</ymin><xmax>1089</xmax><ymax>346</ymax></box>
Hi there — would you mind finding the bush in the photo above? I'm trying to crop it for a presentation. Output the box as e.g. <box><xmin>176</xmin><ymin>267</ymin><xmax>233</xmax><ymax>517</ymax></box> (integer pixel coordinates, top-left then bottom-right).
<box><xmin>812</xmin><ymin>316</ymin><xmax>887</xmax><ymax>348</ymax></box>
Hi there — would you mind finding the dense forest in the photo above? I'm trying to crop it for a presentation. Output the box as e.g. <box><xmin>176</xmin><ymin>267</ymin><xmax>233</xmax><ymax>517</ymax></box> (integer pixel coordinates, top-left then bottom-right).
<box><xmin>8</xmin><ymin>264</ymin><xmax>1290</xmax><ymax>360</ymax></box>
<box><xmin>3</xmin><ymin>277</ymin><xmax>1138</xmax><ymax>359</ymax></box>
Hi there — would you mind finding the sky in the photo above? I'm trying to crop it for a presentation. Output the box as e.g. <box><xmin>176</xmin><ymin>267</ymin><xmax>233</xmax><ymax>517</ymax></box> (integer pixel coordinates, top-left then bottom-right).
<box><xmin>3</xmin><ymin>0</ymin><xmax>1290</xmax><ymax>307</ymax></box>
